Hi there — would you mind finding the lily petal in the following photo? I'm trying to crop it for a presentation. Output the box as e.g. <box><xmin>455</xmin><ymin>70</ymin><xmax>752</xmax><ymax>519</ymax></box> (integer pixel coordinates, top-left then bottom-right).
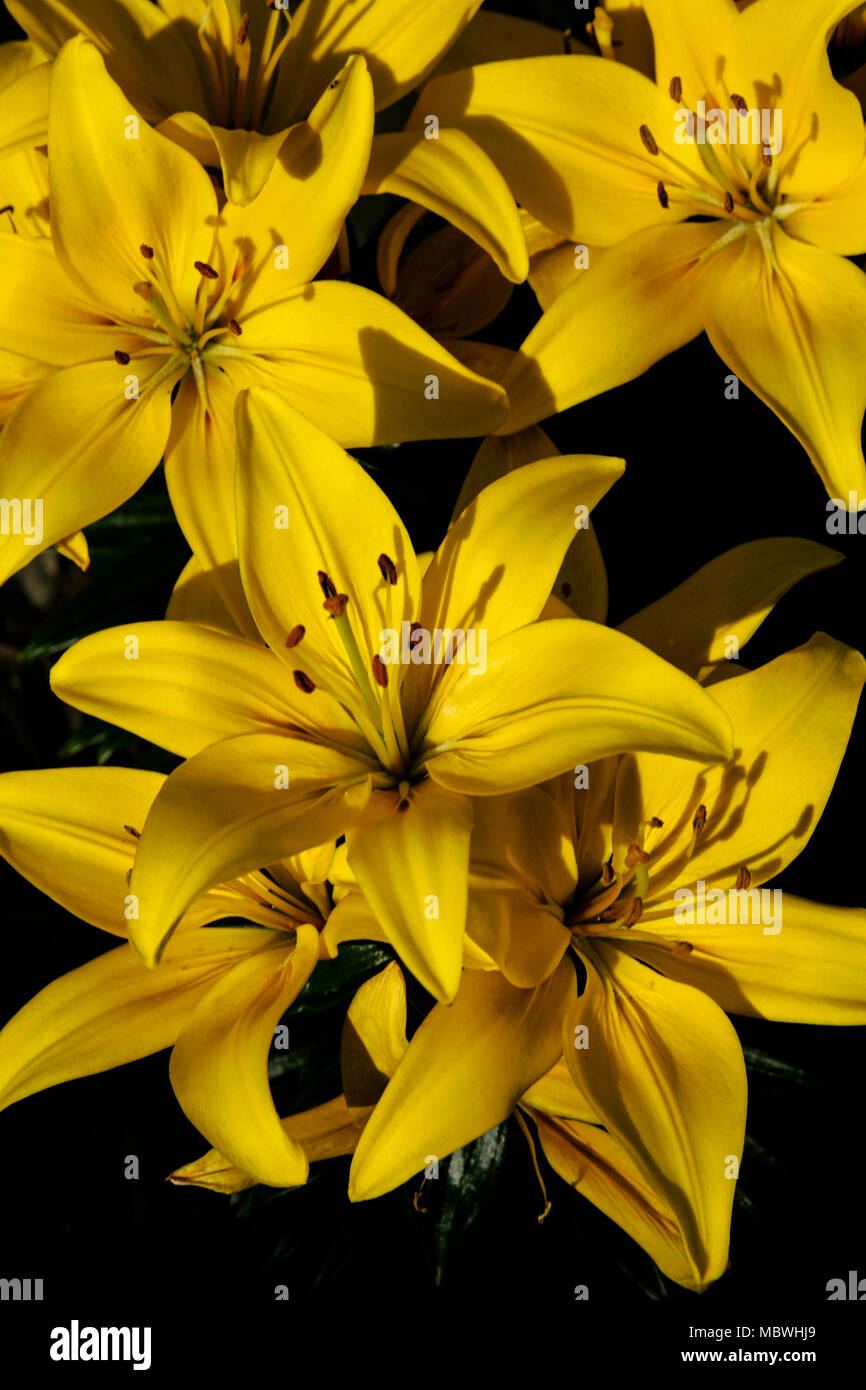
<box><xmin>349</xmin><ymin>955</ymin><xmax>575</xmax><ymax>1200</ymax></box>
<box><xmin>341</xmin><ymin>962</ymin><xmax>408</xmax><ymax>1119</ymax></box>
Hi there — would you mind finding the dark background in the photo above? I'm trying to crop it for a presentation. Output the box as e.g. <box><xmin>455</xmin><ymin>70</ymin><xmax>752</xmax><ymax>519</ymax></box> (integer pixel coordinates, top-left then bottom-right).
<box><xmin>1</xmin><ymin>0</ymin><xmax>864</xmax><ymax>1371</ymax></box>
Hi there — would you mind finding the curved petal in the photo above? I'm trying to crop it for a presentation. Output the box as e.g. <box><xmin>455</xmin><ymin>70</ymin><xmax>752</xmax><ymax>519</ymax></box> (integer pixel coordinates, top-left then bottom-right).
<box><xmin>785</xmin><ymin>148</ymin><xmax>866</xmax><ymax>256</ymax></box>
<box><xmin>49</xmin><ymin>37</ymin><xmax>217</xmax><ymax>323</ymax></box>
<box><xmin>130</xmin><ymin>732</ymin><xmax>371</xmax><ymax>963</ymax></box>
<box><xmin>422</xmin><ymin>618</ymin><xmax>734</xmax><ymax>796</ymax></box>
<box><xmin>619</xmin><ymin>538</ymin><xmax>842</xmax><ymax>677</ymax></box>
<box><xmin>364</xmin><ymin>128</ymin><xmax>528</xmax><ymax>284</ymax></box>
<box><xmin>233</xmin><ymin>280</ymin><xmax>509</xmax><ymax>444</ymax></box>
<box><xmin>0</xmin><ymin>926</ymin><xmax>275</xmax><ymax>1110</ymax></box>
<box><xmin>346</xmin><ymin>781</ymin><xmax>474</xmax><ymax>1004</ymax></box>
<box><xmin>349</xmin><ymin>955</ymin><xmax>576</xmax><ymax>1201</ymax></box>
<box><xmin>0</xmin><ymin>766</ymin><xmax>160</xmax><ymax>935</ymax></box>
<box><xmin>500</xmin><ymin>221</ymin><xmax>723</xmax><ymax>436</ymax></box>
<box><xmin>619</xmin><ymin>894</ymin><xmax>866</xmax><ymax>1024</ymax></box>
<box><xmin>166</xmin><ymin>555</ymin><xmax>244</xmax><ymax>637</ymax></box>
<box><xmin>465</xmin><ymin>890</ymin><xmax>570</xmax><ymax>990</ymax></box>
<box><xmin>0</xmin><ymin>358</ymin><xmax>174</xmax><ymax>586</ymax></box>
<box><xmin>0</xmin><ymin>60</ymin><xmax>50</xmax><ymax>158</ymax></box>
<box><xmin>564</xmin><ymin>942</ymin><xmax>747</xmax><ymax>1287</ymax></box>
<box><xmin>341</xmin><ymin>962</ymin><xmax>408</xmax><ymax>1118</ymax></box>
<box><xmin>620</xmin><ymin>634</ymin><xmax>866</xmax><ymax>898</ymax></box>
<box><xmin>703</xmin><ymin>225</ymin><xmax>866</xmax><ymax>502</ymax></box>
<box><xmin>642</xmin><ymin>0</ymin><xmax>740</xmax><ymax>111</ymax></box>
<box><xmin>51</xmin><ymin>621</ymin><xmax>363</xmax><ymax>758</ymax></box>
<box><xmin>169</xmin><ymin>926</ymin><xmax>319</xmax><ymax>1188</ymax></box>
<box><xmin>169</xmin><ymin>1095</ymin><xmax>360</xmax><ymax>1193</ymax></box>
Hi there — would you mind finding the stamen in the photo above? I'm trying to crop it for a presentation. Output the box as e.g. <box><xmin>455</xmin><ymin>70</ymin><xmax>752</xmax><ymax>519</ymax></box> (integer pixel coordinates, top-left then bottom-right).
<box><xmin>378</xmin><ymin>553</ymin><xmax>398</xmax><ymax>585</ymax></box>
<box><xmin>237</xmin><ymin>13</ymin><xmax>250</xmax><ymax>44</ymax></box>
<box><xmin>293</xmin><ymin>671</ymin><xmax>315</xmax><ymax>693</ymax></box>
<box><xmin>140</xmin><ymin>244</ymin><xmax>154</xmax><ymax>259</ymax></box>
<box><xmin>285</xmin><ymin>625</ymin><xmax>305</xmax><ymax>648</ymax></box>
<box><xmin>730</xmin><ymin>93</ymin><xmax>748</xmax><ymax>112</ymax></box>
<box><xmin>317</xmin><ymin>571</ymin><xmax>337</xmax><ymax>599</ymax></box>
<box><xmin>669</xmin><ymin>75</ymin><xmax>682</xmax><ymax>102</ymax></box>
<box><xmin>194</xmin><ymin>260</ymin><xmax>219</xmax><ymax>280</ymax></box>
<box><xmin>649</xmin><ymin>816</ymin><xmax>664</xmax><ymax>828</ymax></box>
<box><xmin>228</xmin><ymin>318</ymin><xmax>242</xmax><ymax>336</ymax></box>
<box><xmin>601</xmin><ymin>861</ymin><xmax>614</xmax><ymax>885</ymax></box>
<box><xmin>624</xmin><ymin>843</ymin><xmax>650</xmax><ymax>868</ymax></box>
<box><xmin>761</xmin><ymin>141</ymin><xmax>773</xmax><ymax>169</ymax></box>
<box><xmin>640</xmin><ymin>124</ymin><xmax>659</xmax><ymax>156</ymax></box>
<box><xmin>622</xmin><ymin>897</ymin><xmax>643</xmax><ymax>929</ymax></box>
<box><xmin>323</xmin><ymin>593</ymin><xmax>349</xmax><ymax>617</ymax></box>
<box><xmin>409</xmin><ymin>621</ymin><xmax>424</xmax><ymax>649</ymax></box>
<box><xmin>724</xmin><ymin>191</ymin><xmax>734</xmax><ymax>214</ymax></box>
<box><xmin>372</xmin><ymin>655</ymin><xmax>389</xmax><ymax>688</ymax></box>
<box><xmin>114</xmin><ymin>350</ymin><xmax>131</xmax><ymax>365</ymax></box>
<box><xmin>673</xmin><ymin>941</ymin><xmax>694</xmax><ymax>957</ymax></box>
<box><xmin>0</xmin><ymin>205</ymin><xmax>17</xmax><ymax>234</ymax></box>
<box><xmin>693</xmin><ymin>804</ymin><xmax>707</xmax><ymax>834</ymax></box>
<box><xmin>735</xmin><ymin>866</ymin><xmax>751</xmax><ymax>891</ymax></box>
<box><xmin>133</xmin><ymin>281</ymin><xmax>154</xmax><ymax>302</ymax></box>
<box><xmin>123</xmin><ymin>825</ymin><xmax>141</xmax><ymax>839</ymax></box>
<box><xmin>514</xmin><ymin>1109</ymin><xmax>552</xmax><ymax>1224</ymax></box>
<box><xmin>657</xmin><ymin>181</ymin><xmax>670</xmax><ymax>209</ymax></box>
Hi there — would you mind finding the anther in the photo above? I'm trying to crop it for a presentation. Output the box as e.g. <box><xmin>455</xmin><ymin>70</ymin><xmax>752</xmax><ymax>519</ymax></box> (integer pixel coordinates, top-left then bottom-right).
<box><xmin>736</xmin><ymin>866</ymin><xmax>751</xmax><ymax>891</ymax></box>
<box><xmin>622</xmin><ymin>897</ymin><xmax>643</xmax><ymax>929</ymax></box>
<box><xmin>669</xmin><ymin>75</ymin><xmax>682</xmax><ymax>102</ymax></box>
<box><xmin>731</xmin><ymin>93</ymin><xmax>748</xmax><ymax>112</ymax></box>
<box><xmin>123</xmin><ymin>825</ymin><xmax>141</xmax><ymax>839</ymax></box>
<box><xmin>114</xmin><ymin>350</ymin><xmax>131</xmax><ymax>365</ymax></box>
<box><xmin>724</xmin><ymin>191</ymin><xmax>734</xmax><ymax>213</ymax></box>
<box><xmin>317</xmin><ymin>570</ymin><xmax>337</xmax><ymax>599</ymax></box>
<box><xmin>561</xmin><ymin>581</ymin><xmax>572</xmax><ymax>599</ymax></box>
<box><xmin>601</xmin><ymin>862</ymin><xmax>615</xmax><ymax>885</ymax></box>
<box><xmin>194</xmin><ymin>260</ymin><xmax>219</xmax><ymax>280</ymax></box>
<box><xmin>377</xmin><ymin>553</ymin><xmax>398</xmax><ymax>585</ymax></box>
<box><xmin>323</xmin><ymin>593</ymin><xmax>349</xmax><ymax>617</ymax></box>
<box><xmin>133</xmin><ymin>281</ymin><xmax>154</xmax><ymax>301</ymax></box>
<box><xmin>649</xmin><ymin>816</ymin><xmax>664</xmax><ymax>828</ymax></box>
<box><xmin>285</xmin><ymin>625</ymin><xmax>305</xmax><ymax>648</ymax></box>
<box><xmin>693</xmin><ymin>804</ymin><xmax>707</xmax><ymax>834</ymax></box>
<box><xmin>639</xmin><ymin>124</ymin><xmax>659</xmax><ymax>156</ymax></box>
<box><xmin>673</xmin><ymin>941</ymin><xmax>694</xmax><ymax>957</ymax></box>
<box><xmin>657</xmin><ymin>180</ymin><xmax>670</xmax><ymax>209</ymax></box>
<box><xmin>762</xmin><ymin>142</ymin><xmax>773</xmax><ymax>168</ymax></box>
<box><xmin>293</xmin><ymin>671</ymin><xmax>315</xmax><ymax>693</ymax></box>
<box><xmin>237</xmin><ymin>13</ymin><xmax>250</xmax><ymax>44</ymax></box>
<box><xmin>140</xmin><ymin>244</ymin><xmax>154</xmax><ymax>259</ymax></box>
<box><xmin>625</xmin><ymin>843</ymin><xmax>650</xmax><ymax>868</ymax></box>
<box><xmin>228</xmin><ymin>319</ymin><xmax>242</xmax><ymax>336</ymax></box>
<box><xmin>372</xmin><ymin>655</ymin><xmax>389</xmax><ymax>688</ymax></box>
<box><xmin>409</xmin><ymin>621</ymin><xmax>424</xmax><ymax>648</ymax></box>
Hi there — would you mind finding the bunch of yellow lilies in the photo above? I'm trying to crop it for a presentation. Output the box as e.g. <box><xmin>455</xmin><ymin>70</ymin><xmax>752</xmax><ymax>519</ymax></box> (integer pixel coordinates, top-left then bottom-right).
<box><xmin>0</xmin><ymin>0</ymin><xmax>864</xmax><ymax>1295</ymax></box>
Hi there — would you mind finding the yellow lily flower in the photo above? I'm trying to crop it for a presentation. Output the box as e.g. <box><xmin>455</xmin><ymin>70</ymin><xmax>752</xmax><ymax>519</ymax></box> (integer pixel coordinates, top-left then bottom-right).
<box><xmin>0</xmin><ymin>762</ymin><xmax>378</xmax><ymax>1187</ymax></box>
<box><xmin>51</xmin><ymin>384</ymin><xmax>733</xmax><ymax>1002</ymax></box>
<box><xmin>347</xmin><ymin>574</ymin><xmax>866</xmax><ymax>1288</ymax></box>
<box><xmin>0</xmin><ymin>36</ymin><xmax>508</xmax><ymax>589</ymax></box>
<box><xmin>0</xmin><ymin>40</ymin><xmax>50</xmax><ymax>237</ymax></box>
<box><xmin>416</xmin><ymin>0</ymin><xmax>866</xmax><ymax>499</ymax></box>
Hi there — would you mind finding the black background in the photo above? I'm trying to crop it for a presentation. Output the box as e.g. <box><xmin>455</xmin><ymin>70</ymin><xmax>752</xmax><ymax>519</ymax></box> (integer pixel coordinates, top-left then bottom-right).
<box><xmin>1</xmin><ymin>0</ymin><xmax>864</xmax><ymax>1372</ymax></box>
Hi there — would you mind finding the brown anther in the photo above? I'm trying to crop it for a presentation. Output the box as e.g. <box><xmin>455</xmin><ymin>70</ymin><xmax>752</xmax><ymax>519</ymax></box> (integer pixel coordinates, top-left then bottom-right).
<box><xmin>762</xmin><ymin>142</ymin><xmax>773</xmax><ymax>168</ymax></box>
<box><xmin>657</xmin><ymin>180</ymin><xmax>670</xmax><ymax>209</ymax></box>
<box><xmin>228</xmin><ymin>318</ymin><xmax>242</xmax><ymax>336</ymax></box>
<box><xmin>123</xmin><ymin>825</ymin><xmax>141</xmax><ymax>839</ymax></box>
<box><xmin>372</xmin><ymin>655</ymin><xmax>389</xmax><ymax>688</ymax></box>
<box><xmin>600</xmin><ymin>904</ymin><xmax>623</xmax><ymax>922</ymax></box>
<box><xmin>114</xmin><ymin>350</ymin><xmax>131</xmax><ymax>365</ymax></box>
<box><xmin>323</xmin><ymin>593</ymin><xmax>349</xmax><ymax>617</ymax></box>
<box><xmin>293</xmin><ymin>671</ymin><xmax>315</xmax><ymax>693</ymax></box>
<box><xmin>409</xmin><ymin>621</ymin><xmax>424</xmax><ymax>647</ymax></box>
<box><xmin>285</xmin><ymin>625</ymin><xmax>305</xmax><ymax>648</ymax></box>
<box><xmin>639</xmin><ymin>124</ymin><xmax>659</xmax><ymax>156</ymax></box>
<box><xmin>724</xmin><ymin>191</ymin><xmax>734</xmax><ymax>214</ymax></box>
<box><xmin>669</xmin><ymin>76</ymin><xmax>682</xmax><ymax>103</ymax></box>
<box><xmin>133</xmin><ymin>281</ymin><xmax>154</xmax><ymax>301</ymax></box>
<box><xmin>649</xmin><ymin>816</ymin><xmax>664</xmax><ymax>829</ymax></box>
<box><xmin>237</xmin><ymin>13</ymin><xmax>250</xmax><ymax>44</ymax></box>
<box><xmin>735</xmin><ymin>866</ymin><xmax>751</xmax><ymax>891</ymax></box>
<box><xmin>328</xmin><ymin>78</ymin><xmax>339</xmax><ymax>89</ymax></box>
<box><xmin>731</xmin><ymin>93</ymin><xmax>748</xmax><ymax>112</ymax></box>
<box><xmin>601</xmin><ymin>862</ymin><xmax>615</xmax><ymax>885</ymax></box>
<box><xmin>317</xmin><ymin>570</ymin><xmax>337</xmax><ymax>599</ymax></box>
<box><xmin>561</xmin><ymin>581</ymin><xmax>572</xmax><ymax>599</ymax></box>
<box><xmin>195</xmin><ymin>260</ymin><xmax>219</xmax><ymax>280</ymax></box>
<box><xmin>692</xmin><ymin>804</ymin><xmax>707</xmax><ymax>834</ymax></box>
<box><xmin>673</xmin><ymin>941</ymin><xmax>694</xmax><ymax>957</ymax></box>
<box><xmin>377</xmin><ymin>553</ymin><xmax>398</xmax><ymax>585</ymax></box>
<box><xmin>622</xmin><ymin>897</ymin><xmax>643</xmax><ymax>929</ymax></box>
<box><xmin>140</xmin><ymin>244</ymin><xmax>154</xmax><ymax>260</ymax></box>
<box><xmin>625</xmin><ymin>843</ymin><xmax>650</xmax><ymax>868</ymax></box>
<box><xmin>125</xmin><ymin>867</ymin><xmax>133</xmax><ymax>886</ymax></box>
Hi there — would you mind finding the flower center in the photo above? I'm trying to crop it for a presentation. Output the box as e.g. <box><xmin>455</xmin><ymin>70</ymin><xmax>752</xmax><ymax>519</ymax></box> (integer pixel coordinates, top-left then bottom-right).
<box><xmin>196</xmin><ymin>2</ymin><xmax>293</xmax><ymax>131</ymax></box>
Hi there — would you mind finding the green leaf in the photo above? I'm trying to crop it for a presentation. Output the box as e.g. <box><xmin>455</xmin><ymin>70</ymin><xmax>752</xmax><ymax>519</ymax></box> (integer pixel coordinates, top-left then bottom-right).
<box><xmin>431</xmin><ymin>1122</ymin><xmax>509</xmax><ymax>1285</ymax></box>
